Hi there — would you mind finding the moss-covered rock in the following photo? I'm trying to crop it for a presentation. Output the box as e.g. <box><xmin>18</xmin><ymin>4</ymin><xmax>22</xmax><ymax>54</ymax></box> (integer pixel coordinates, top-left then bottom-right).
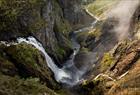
<box><xmin>74</xmin><ymin>48</ymin><xmax>97</xmax><ymax>71</ymax></box>
<box><xmin>0</xmin><ymin>0</ymin><xmax>46</xmax><ymax>39</ymax></box>
<box><xmin>100</xmin><ymin>53</ymin><xmax>115</xmax><ymax>72</ymax></box>
<box><xmin>0</xmin><ymin>43</ymin><xmax>59</xmax><ymax>89</ymax></box>
<box><xmin>0</xmin><ymin>73</ymin><xmax>59</xmax><ymax>95</ymax></box>
<box><xmin>80</xmin><ymin>77</ymin><xmax>106</xmax><ymax>95</ymax></box>
<box><xmin>0</xmin><ymin>0</ymin><xmax>73</xmax><ymax>66</ymax></box>
<box><xmin>0</xmin><ymin>46</ymin><xmax>18</xmax><ymax>76</ymax></box>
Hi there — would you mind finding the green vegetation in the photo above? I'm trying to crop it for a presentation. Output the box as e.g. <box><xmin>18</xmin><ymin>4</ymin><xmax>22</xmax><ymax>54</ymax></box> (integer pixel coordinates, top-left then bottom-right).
<box><xmin>55</xmin><ymin>46</ymin><xmax>66</xmax><ymax>60</ymax></box>
<box><xmin>0</xmin><ymin>73</ymin><xmax>58</xmax><ymax>95</ymax></box>
<box><xmin>0</xmin><ymin>0</ymin><xmax>46</xmax><ymax>33</ymax></box>
<box><xmin>76</xmin><ymin>31</ymin><xmax>89</xmax><ymax>47</ymax></box>
<box><xmin>6</xmin><ymin>43</ymin><xmax>40</xmax><ymax>67</ymax></box>
<box><xmin>81</xmin><ymin>78</ymin><xmax>105</xmax><ymax>95</ymax></box>
<box><xmin>3</xmin><ymin>43</ymin><xmax>59</xmax><ymax>88</ymax></box>
<box><xmin>76</xmin><ymin>25</ymin><xmax>102</xmax><ymax>48</ymax></box>
<box><xmin>80</xmin><ymin>47</ymin><xmax>90</xmax><ymax>53</ymax></box>
<box><xmin>56</xmin><ymin>89</ymin><xmax>68</xmax><ymax>95</ymax></box>
<box><xmin>0</xmin><ymin>49</ymin><xmax>18</xmax><ymax>76</ymax></box>
<box><xmin>100</xmin><ymin>53</ymin><xmax>115</xmax><ymax>72</ymax></box>
<box><xmin>52</xmin><ymin>0</ymin><xmax>71</xmax><ymax>34</ymax></box>
<box><xmin>88</xmin><ymin>27</ymin><xmax>102</xmax><ymax>39</ymax></box>
<box><xmin>86</xmin><ymin>0</ymin><xmax>118</xmax><ymax>18</ymax></box>
<box><xmin>55</xmin><ymin>19</ymin><xmax>71</xmax><ymax>34</ymax></box>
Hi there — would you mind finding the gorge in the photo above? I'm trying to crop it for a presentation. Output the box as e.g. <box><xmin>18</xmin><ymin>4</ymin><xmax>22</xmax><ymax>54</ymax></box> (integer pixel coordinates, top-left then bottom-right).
<box><xmin>0</xmin><ymin>0</ymin><xmax>140</xmax><ymax>95</ymax></box>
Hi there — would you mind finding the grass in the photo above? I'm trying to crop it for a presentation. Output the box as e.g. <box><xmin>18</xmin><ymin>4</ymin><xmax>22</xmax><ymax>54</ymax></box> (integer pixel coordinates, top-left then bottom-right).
<box><xmin>88</xmin><ymin>27</ymin><xmax>102</xmax><ymax>38</ymax></box>
<box><xmin>100</xmin><ymin>53</ymin><xmax>115</xmax><ymax>72</ymax></box>
<box><xmin>86</xmin><ymin>0</ymin><xmax>119</xmax><ymax>19</ymax></box>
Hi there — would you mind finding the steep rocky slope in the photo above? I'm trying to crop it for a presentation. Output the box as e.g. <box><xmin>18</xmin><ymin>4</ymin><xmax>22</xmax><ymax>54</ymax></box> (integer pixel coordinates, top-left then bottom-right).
<box><xmin>58</xmin><ymin>0</ymin><xmax>94</xmax><ymax>29</ymax></box>
<box><xmin>0</xmin><ymin>0</ymin><xmax>73</xmax><ymax>66</ymax></box>
<box><xmin>0</xmin><ymin>42</ymin><xmax>60</xmax><ymax>94</ymax></box>
<box><xmin>77</xmin><ymin>1</ymin><xmax>140</xmax><ymax>95</ymax></box>
<box><xmin>80</xmin><ymin>40</ymin><xmax>140</xmax><ymax>95</ymax></box>
<box><xmin>0</xmin><ymin>0</ymin><xmax>139</xmax><ymax>95</ymax></box>
<box><xmin>0</xmin><ymin>0</ymin><xmax>93</xmax><ymax>94</ymax></box>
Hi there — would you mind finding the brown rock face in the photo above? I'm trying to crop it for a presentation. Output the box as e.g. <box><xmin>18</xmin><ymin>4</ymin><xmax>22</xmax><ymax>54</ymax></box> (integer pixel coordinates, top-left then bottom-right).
<box><xmin>108</xmin><ymin>59</ymin><xmax>140</xmax><ymax>95</ymax></box>
<box><xmin>109</xmin><ymin>41</ymin><xmax>140</xmax><ymax>77</ymax></box>
<box><xmin>112</xmin><ymin>52</ymin><xmax>139</xmax><ymax>76</ymax></box>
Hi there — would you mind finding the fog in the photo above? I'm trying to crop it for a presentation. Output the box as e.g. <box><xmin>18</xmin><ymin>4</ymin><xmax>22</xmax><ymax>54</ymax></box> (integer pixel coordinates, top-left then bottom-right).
<box><xmin>107</xmin><ymin>0</ymin><xmax>140</xmax><ymax>40</ymax></box>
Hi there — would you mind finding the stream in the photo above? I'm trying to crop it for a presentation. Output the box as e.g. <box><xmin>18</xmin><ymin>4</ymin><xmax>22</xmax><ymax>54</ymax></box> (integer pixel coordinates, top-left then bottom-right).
<box><xmin>0</xmin><ymin>9</ymin><xmax>98</xmax><ymax>86</ymax></box>
<box><xmin>15</xmin><ymin>18</ymin><xmax>98</xmax><ymax>86</ymax></box>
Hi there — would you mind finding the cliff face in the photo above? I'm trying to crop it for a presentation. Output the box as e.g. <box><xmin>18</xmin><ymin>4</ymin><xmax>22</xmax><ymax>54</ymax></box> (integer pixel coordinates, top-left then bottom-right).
<box><xmin>78</xmin><ymin>3</ymin><xmax>140</xmax><ymax>95</ymax></box>
<box><xmin>0</xmin><ymin>0</ymin><xmax>94</xmax><ymax>94</ymax></box>
<box><xmin>0</xmin><ymin>0</ymin><xmax>74</xmax><ymax>65</ymax></box>
<box><xmin>0</xmin><ymin>0</ymin><xmax>96</xmax><ymax>66</ymax></box>
<box><xmin>0</xmin><ymin>0</ymin><xmax>140</xmax><ymax>95</ymax></box>
<box><xmin>0</xmin><ymin>0</ymin><xmax>94</xmax><ymax>65</ymax></box>
<box><xmin>58</xmin><ymin>0</ymin><xmax>94</xmax><ymax>29</ymax></box>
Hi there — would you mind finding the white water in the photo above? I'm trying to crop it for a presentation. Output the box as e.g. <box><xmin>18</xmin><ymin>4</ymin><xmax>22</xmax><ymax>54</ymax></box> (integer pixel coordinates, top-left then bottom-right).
<box><xmin>74</xmin><ymin>8</ymin><xmax>99</xmax><ymax>34</ymax></box>
<box><xmin>74</xmin><ymin>19</ymin><xmax>98</xmax><ymax>34</ymax></box>
<box><xmin>15</xmin><ymin>12</ymin><xmax>99</xmax><ymax>85</ymax></box>
<box><xmin>17</xmin><ymin>37</ymin><xmax>83</xmax><ymax>86</ymax></box>
<box><xmin>0</xmin><ymin>9</ymin><xmax>99</xmax><ymax>86</ymax></box>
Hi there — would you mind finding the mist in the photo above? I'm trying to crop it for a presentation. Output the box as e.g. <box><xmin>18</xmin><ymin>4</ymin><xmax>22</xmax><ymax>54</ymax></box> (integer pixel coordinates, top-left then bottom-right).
<box><xmin>107</xmin><ymin>0</ymin><xmax>140</xmax><ymax>41</ymax></box>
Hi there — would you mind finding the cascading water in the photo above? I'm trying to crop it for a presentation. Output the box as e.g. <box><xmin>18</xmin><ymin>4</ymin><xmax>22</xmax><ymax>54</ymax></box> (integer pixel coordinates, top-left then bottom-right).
<box><xmin>17</xmin><ymin>37</ymin><xmax>69</xmax><ymax>83</ymax></box>
<box><xmin>15</xmin><ymin>18</ymin><xmax>98</xmax><ymax>86</ymax></box>
<box><xmin>0</xmin><ymin>10</ymin><xmax>98</xmax><ymax>86</ymax></box>
<box><xmin>0</xmin><ymin>19</ymin><xmax>98</xmax><ymax>86</ymax></box>
<box><xmin>17</xmin><ymin>37</ymin><xmax>83</xmax><ymax>86</ymax></box>
<box><xmin>15</xmin><ymin>13</ymin><xmax>99</xmax><ymax>85</ymax></box>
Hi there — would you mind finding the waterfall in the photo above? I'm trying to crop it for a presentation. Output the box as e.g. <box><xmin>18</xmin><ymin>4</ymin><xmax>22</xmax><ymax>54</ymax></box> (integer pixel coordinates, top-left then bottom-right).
<box><xmin>0</xmin><ymin>11</ymin><xmax>98</xmax><ymax>86</ymax></box>
<box><xmin>14</xmin><ymin>14</ymin><xmax>99</xmax><ymax>85</ymax></box>
<box><xmin>17</xmin><ymin>37</ymin><xmax>82</xmax><ymax>86</ymax></box>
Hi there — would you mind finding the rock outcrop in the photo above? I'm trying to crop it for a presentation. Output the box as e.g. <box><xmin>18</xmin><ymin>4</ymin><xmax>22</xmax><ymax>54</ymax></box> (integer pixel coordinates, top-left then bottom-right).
<box><xmin>0</xmin><ymin>0</ymin><xmax>73</xmax><ymax>66</ymax></box>
<box><xmin>79</xmin><ymin>40</ymin><xmax>140</xmax><ymax>95</ymax></box>
<box><xmin>0</xmin><ymin>73</ymin><xmax>59</xmax><ymax>95</ymax></box>
<box><xmin>0</xmin><ymin>43</ymin><xmax>59</xmax><ymax>89</ymax></box>
<box><xmin>58</xmin><ymin>0</ymin><xmax>94</xmax><ymax>30</ymax></box>
<box><xmin>77</xmin><ymin>2</ymin><xmax>140</xmax><ymax>95</ymax></box>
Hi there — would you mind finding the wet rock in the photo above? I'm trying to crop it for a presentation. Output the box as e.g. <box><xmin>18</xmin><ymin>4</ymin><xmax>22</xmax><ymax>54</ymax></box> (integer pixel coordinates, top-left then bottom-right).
<box><xmin>74</xmin><ymin>48</ymin><xmax>98</xmax><ymax>71</ymax></box>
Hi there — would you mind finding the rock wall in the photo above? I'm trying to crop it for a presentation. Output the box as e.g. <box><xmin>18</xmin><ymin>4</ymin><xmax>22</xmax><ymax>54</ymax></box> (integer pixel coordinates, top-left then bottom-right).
<box><xmin>0</xmin><ymin>0</ymin><xmax>73</xmax><ymax>65</ymax></box>
<box><xmin>58</xmin><ymin>0</ymin><xmax>94</xmax><ymax>30</ymax></box>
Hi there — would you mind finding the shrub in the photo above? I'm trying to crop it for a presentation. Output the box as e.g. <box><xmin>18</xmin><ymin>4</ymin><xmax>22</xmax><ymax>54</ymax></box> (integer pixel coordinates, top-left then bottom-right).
<box><xmin>0</xmin><ymin>0</ymin><xmax>46</xmax><ymax>33</ymax></box>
